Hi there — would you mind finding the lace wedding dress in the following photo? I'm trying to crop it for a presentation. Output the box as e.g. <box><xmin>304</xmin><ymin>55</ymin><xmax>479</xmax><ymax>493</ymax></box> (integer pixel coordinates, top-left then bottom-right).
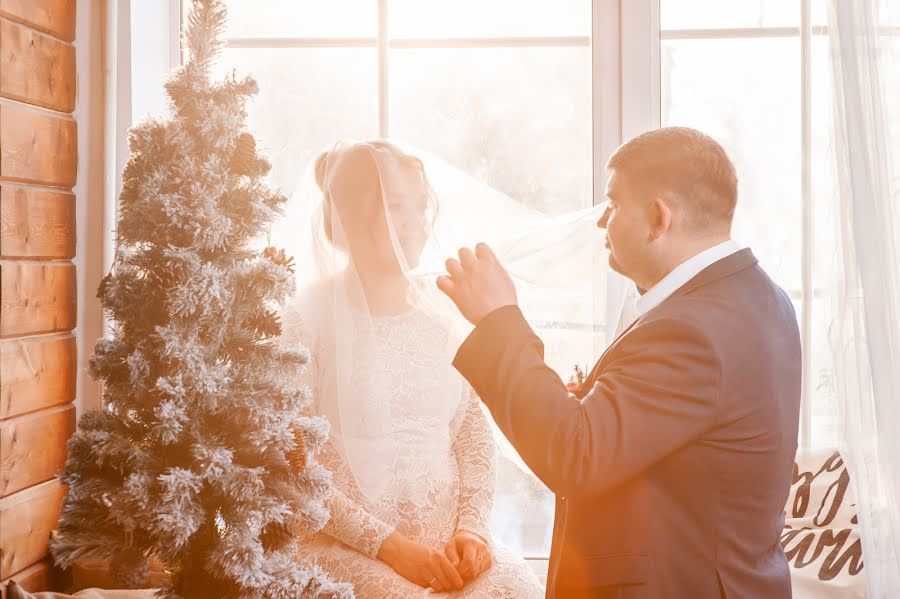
<box><xmin>292</xmin><ymin>308</ymin><xmax>544</xmax><ymax>598</ymax></box>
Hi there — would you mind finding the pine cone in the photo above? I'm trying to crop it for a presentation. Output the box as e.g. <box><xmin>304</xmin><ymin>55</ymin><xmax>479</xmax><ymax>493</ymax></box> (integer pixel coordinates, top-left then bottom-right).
<box><xmin>262</xmin><ymin>246</ymin><xmax>296</xmax><ymax>273</ymax></box>
<box><xmin>109</xmin><ymin>547</ymin><xmax>150</xmax><ymax>589</ymax></box>
<box><xmin>260</xmin><ymin>518</ymin><xmax>296</xmax><ymax>552</ymax></box>
<box><xmin>156</xmin><ymin>261</ymin><xmax>187</xmax><ymax>290</ymax></box>
<box><xmin>284</xmin><ymin>426</ymin><xmax>306</xmax><ymax>472</ymax></box>
<box><xmin>229</xmin><ymin>132</ymin><xmax>259</xmax><ymax>176</ymax></box>
<box><xmin>286</xmin><ymin>425</ymin><xmax>307</xmax><ymax>472</ymax></box>
<box><xmin>96</xmin><ymin>272</ymin><xmax>114</xmax><ymax>300</ymax></box>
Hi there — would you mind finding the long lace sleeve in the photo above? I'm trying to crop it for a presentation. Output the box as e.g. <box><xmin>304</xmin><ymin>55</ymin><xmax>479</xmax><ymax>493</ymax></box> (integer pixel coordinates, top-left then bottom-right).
<box><xmin>316</xmin><ymin>441</ymin><xmax>395</xmax><ymax>559</ymax></box>
<box><xmin>452</xmin><ymin>386</ymin><xmax>497</xmax><ymax>542</ymax></box>
<box><xmin>283</xmin><ymin>308</ymin><xmax>395</xmax><ymax>559</ymax></box>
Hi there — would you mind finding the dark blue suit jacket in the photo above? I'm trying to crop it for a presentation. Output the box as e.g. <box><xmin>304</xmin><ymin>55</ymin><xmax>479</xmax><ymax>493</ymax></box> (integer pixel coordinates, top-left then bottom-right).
<box><xmin>453</xmin><ymin>249</ymin><xmax>801</xmax><ymax>598</ymax></box>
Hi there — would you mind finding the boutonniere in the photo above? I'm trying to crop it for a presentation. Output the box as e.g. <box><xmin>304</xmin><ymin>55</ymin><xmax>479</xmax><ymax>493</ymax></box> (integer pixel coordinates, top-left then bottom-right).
<box><xmin>566</xmin><ymin>363</ymin><xmax>588</xmax><ymax>392</ymax></box>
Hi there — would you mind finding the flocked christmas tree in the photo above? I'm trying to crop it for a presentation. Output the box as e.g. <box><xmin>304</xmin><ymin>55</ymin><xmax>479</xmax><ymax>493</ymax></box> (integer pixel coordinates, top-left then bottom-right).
<box><xmin>50</xmin><ymin>1</ymin><xmax>352</xmax><ymax>597</ymax></box>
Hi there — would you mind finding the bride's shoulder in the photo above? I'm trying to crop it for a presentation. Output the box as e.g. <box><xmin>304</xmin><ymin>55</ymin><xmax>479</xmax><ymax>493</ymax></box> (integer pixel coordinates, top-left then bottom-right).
<box><xmin>281</xmin><ymin>277</ymin><xmax>339</xmax><ymax>341</ymax></box>
<box><xmin>287</xmin><ymin>276</ymin><xmax>338</xmax><ymax>312</ymax></box>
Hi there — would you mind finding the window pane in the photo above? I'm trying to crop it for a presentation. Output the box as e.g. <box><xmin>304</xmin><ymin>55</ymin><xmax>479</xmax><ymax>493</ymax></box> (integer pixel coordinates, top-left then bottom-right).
<box><xmin>812</xmin><ymin>36</ymin><xmax>838</xmax><ymax>290</ymax></box>
<box><xmin>811</xmin><ymin>0</ymin><xmax>900</xmax><ymax>28</ymax></box>
<box><xmin>809</xmin><ymin>296</ymin><xmax>839</xmax><ymax>447</ymax></box>
<box><xmin>811</xmin><ymin>0</ymin><xmax>829</xmax><ymax>28</ymax></box>
<box><xmin>220</xmin><ymin>0</ymin><xmax>376</xmax><ymax>38</ymax></box>
<box><xmin>491</xmin><ymin>420</ymin><xmax>555</xmax><ymax>557</ymax></box>
<box><xmin>661</xmin><ymin>37</ymin><xmax>801</xmax><ymax>292</ymax></box>
<box><xmin>390</xmin><ymin>47</ymin><xmax>592</xmax><ymax>215</ymax></box>
<box><xmin>661</xmin><ymin>0</ymin><xmax>798</xmax><ymax>30</ymax></box>
<box><xmin>884</xmin><ymin>39</ymin><xmax>900</xmax><ymax>151</ymax></box>
<box><xmin>808</xmin><ymin>34</ymin><xmax>900</xmax><ymax>448</ymax></box>
<box><xmin>883</xmin><ymin>0</ymin><xmax>900</xmax><ymax>26</ymax></box>
<box><xmin>810</xmin><ymin>35</ymin><xmax>840</xmax><ymax>450</ymax></box>
<box><xmin>215</xmin><ymin>48</ymin><xmax>378</xmax><ymax>195</ymax></box>
<box><xmin>390</xmin><ymin>0</ymin><xmax>590</xmax><ymax>38</ymax></box>
<box><xmin>392</xmin><ymin>45</ymin><xmax>590</xmax><ymax>555</ymax></box>
<box><xmin>792</xmin><ymin>296</ymin><xmax>840</xmax><ymax>447</ymax></box>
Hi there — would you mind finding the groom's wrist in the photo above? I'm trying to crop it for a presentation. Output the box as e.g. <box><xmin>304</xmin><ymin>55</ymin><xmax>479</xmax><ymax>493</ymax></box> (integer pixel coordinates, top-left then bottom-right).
<box><xmin>454</xmin><ymin>304</ymin><xmax>533</xmax><ymax>373</ymax></box>
<box><xmin>474</xmin><ymin>304</ymin><xmax>521</xmax><ymax>330</ymax></box>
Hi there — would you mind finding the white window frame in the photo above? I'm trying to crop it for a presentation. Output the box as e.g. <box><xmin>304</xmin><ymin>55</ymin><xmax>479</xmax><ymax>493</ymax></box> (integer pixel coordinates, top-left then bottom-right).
<box><xmin>159</xmin><ymin>0</ymin><xmax>865</xmax><ymax>572</ymax></box>
<box><xmin>148</xmin><ymin>0</ymin><xmax>900</xmax><ymax>460</ymax></box>
<box><xmin>139</xmin><ymin>1</ymin><xmax>900</xmax><ymax>580</ymax></box>
<box><xmin>138</xmin><ymin>0</ymin><xmax>851</xmax><ymax>575</ymax></box>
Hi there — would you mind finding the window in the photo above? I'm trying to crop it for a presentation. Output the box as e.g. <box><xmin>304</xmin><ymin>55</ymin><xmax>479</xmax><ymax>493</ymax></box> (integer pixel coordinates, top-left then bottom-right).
<box><xmin>657</xmin><ymin>0</ymin><xmax>897</xmax><ymax>448</ymax></box>
<box><xmin>655</xmin><ymin>0</ymin><xmax>900</xmax><ymax>448</ymax></box>
<box><xmin>167</xmin><ymin>0</ymin><xmax>890</xmax><ymax>563</ymax></box>
<box><xmin>211</xmin><ymin>0</ymin><xmax>592</xmax><ymax>218</ymax></box>
<box><xmin>197</xmin><ymin>0</ymin><xmax>598</xmax><ymax>559</ymax></box>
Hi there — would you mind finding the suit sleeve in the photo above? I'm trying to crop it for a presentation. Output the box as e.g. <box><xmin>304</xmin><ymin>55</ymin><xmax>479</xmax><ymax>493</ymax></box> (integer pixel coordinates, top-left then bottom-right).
<box><xmin>453</xmin><ymin>305</ymin><xmax>721</xmax><ymax>497</ymax></box>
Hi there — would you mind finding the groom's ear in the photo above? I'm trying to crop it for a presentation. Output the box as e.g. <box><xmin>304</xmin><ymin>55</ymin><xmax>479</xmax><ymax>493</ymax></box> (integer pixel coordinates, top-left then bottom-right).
<box><xmin>649</xmin><ymin>196</ymin><xmax>673</xmax><ymax>240</ymax></box>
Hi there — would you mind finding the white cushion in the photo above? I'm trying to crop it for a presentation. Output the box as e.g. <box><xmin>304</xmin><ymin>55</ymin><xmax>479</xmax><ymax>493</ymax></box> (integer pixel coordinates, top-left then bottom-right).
<box><xmin>784</xmin><ymin>448</ymin><xmax>866</xmax><ymax>598</ymax></box>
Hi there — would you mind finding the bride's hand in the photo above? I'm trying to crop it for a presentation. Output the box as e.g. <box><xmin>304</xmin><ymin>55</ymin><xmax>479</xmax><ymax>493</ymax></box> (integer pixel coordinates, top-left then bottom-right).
<box><xmin>377</xmin><ymin>531</ymin><xmax>464</xmax><ymax>592</ymax></box>
<box><xmin>444</xmin><ymin>530</ymin><xmax>493</xmax><ymax>581</ymax></box>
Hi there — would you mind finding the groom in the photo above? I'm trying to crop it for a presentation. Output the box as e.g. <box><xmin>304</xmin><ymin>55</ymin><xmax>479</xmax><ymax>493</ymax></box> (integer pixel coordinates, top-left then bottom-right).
<box><xmin>438</xmin><ymin>127</ymin><xmax>801</xmax><ymax>599</ymax></box>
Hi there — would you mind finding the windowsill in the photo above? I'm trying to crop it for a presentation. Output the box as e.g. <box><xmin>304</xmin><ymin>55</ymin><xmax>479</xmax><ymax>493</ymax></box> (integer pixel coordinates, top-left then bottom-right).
<box><xmin>525</xmin><ymin>557</ymin><xmax>549</xmax><ymax>585</ymax></box>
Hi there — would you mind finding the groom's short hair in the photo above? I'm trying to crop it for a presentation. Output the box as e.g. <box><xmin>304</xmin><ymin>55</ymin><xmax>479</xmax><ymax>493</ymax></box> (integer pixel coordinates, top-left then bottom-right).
<box><xmin>606</xmin><ymin>127</ymin><xmax>738</xmax><ymax>232</ymax></box>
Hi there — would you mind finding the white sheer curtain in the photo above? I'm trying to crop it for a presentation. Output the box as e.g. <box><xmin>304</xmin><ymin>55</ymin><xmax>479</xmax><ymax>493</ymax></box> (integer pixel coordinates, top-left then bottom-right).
<box><xmin>826</xmin><ymin>0</ymin><xmax>900</xmax><ymax>595</ymax></box>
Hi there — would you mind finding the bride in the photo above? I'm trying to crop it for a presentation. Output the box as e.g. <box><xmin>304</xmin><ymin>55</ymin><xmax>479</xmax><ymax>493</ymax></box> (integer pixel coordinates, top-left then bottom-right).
<box><xmin>278</xmin><ymin>140</ymin><xmax>545</xmax><ymax>597</ymax></box>
<box><xmin>278</xmin><ymin>139</ymin><xmax>607</xmax><ymax>597</ymax></box>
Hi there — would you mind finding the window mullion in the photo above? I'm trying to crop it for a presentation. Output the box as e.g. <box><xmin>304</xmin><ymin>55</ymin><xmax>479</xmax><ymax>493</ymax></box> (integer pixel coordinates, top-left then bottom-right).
<box><xmin>610</xmin><ymin>0</ymin><xmax>659</xmax><ymax>347</ymax></box>
<box><xmin>661</xmin><ymin>26</ymin><xmax>803</xmax><ymax>40</ymax></box>
<box><xmin>593</xmin><ymin>0</ymin><xmax>627</xmax><ymax>346</ymax></box>
<box><xmin>390</xmin><ymin>36</ymin><xmax>590</xmax><ymax>49</ymax></box>
<box><xmin>224</xmin><ymin>37</ymin><xmax>377</xmax><ymax>48</ymax></box>
<box><xmin>621</xmin><ymin>0</ymin><xmax>660</xmax><ymax>139</ymax></box>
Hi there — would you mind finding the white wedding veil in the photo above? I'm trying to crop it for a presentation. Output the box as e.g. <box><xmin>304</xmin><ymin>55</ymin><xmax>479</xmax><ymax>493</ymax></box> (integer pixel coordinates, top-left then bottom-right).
<box><xmin>273</xmin><ymin>139</ymin><xmax>613</xmax><ymax>504</ymax></box>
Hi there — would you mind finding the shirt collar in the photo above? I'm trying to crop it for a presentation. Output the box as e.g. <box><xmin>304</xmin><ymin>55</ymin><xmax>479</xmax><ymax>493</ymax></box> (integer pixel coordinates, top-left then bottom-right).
<box><xmin>635</xmin><ymin>240</ymin><xmax>743</xmax><ymax>316</ymax></box>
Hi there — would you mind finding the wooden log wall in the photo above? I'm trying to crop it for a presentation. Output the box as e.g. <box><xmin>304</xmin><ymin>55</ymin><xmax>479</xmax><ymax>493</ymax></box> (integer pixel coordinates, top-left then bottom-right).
<box><xmin>0</xmin><ymin>1</ymin><xmax>77</xmax><ymax>595</ymax></box>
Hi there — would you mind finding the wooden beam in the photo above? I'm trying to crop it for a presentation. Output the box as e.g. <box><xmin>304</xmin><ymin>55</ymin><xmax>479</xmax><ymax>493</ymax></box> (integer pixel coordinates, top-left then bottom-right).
<box><xmin>0</xmin><ymin>558</ymin><xmax>56</xmax><ymax>598</ymax></box>
<box><xmin>0</xmin><ymin>185</ymin><xmax>75</xmax><ymax>259</ymax></box>
<box><xmin>0</xmin><ymin>478</ymin><xmax>66</xmax><ymax>579</ymax></box>
<box><xmin>0</xmin><ymin>262</ymin><xmax>76</xmax><ymax>338</ymax></box>
<box><xmin>0</xmin><ymin>0</ymin><xmax>75</xmax><ymax>43</ymax></box>
<box><xmin>0</xmin><ymin>19</ymin><xmax>76</xmax><ymax>112</ymax></box>
<box><xmin>0</xmin><ymin>335</ymin><xmax>75</xmax><ymax>420</ymax></box>
<box><xmin>0</xmin><ymin>103</ymin><xmax>76</xmax><ymax>188</ymax></box>
<box><xmin>0</xmin><ymin>404</ymin><xmax>74</xmax><ymax>498</ymax></box>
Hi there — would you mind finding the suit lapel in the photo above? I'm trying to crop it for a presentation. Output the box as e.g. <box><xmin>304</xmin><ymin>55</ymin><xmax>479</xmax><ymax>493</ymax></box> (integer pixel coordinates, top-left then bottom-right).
<box><xmin>577</xmin><ymin>248</ymin><xmax>759</xmax><ymax>396</ymax></box>
<box><xmin>576</xmin><ymin>316</ymin><xmax>643</xmax><ymax>397</ymax></box>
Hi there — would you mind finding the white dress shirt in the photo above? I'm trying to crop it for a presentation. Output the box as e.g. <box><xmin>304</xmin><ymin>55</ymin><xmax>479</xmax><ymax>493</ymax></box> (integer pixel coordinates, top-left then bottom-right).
<box><xmin>614</xmin><ymin>240</ymin><xmax>744</xmax><ymax>335</ymax></box>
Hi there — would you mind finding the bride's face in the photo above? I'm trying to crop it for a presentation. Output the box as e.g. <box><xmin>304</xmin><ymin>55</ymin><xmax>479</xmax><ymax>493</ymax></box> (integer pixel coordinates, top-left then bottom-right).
<box><xmin>338</xmin><ymin>158</ymin><xmax>431</xmax><ymax>274</ymax></box>
<box><xmin>379</xmin><ymin>163</ymin><xmax>431</xmax><ymax>270</ymax></box>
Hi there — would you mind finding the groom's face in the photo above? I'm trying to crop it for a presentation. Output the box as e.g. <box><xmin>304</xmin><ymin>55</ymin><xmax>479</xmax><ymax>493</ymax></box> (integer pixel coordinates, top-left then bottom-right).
<box><xmin>599</xmin><ymin>170</ymin><xmax>653</xmax><ymax>282</ymax></box>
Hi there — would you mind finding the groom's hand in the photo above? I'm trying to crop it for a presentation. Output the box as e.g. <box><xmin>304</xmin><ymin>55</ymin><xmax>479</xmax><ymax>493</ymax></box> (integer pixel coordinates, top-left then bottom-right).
<box><xmin>437</xmin><ymin>243</ymin><xmax>517</xmax><ymax>326</ymax></box>
<box><xmin>444</xmin><ymin>530</ymin><xmax>493</xmax><ymax>581</ymax></box>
